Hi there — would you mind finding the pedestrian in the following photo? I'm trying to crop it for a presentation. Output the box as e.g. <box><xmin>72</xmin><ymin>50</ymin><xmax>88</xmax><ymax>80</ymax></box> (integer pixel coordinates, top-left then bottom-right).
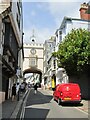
<box><xmin>12</xmin><ymin>83</ymin><xmax>16</xmax><ymax>101</ymax></box>
<box><xmin>20</xmin><ymin>82</ymin><xmax>25</xmax><ymax>92</ymax></box>
<box><xmin>16</xmin><ymin>82</ymin><xmax>20</xmax><ymax>101</ymax></box>
<box><xmin>34</xmin><ymin>83</ymin><xmax>38</xmax><ymax>94</ymax></box>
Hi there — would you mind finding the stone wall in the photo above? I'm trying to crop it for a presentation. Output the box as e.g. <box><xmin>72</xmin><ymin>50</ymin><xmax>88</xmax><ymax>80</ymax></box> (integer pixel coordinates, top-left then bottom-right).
<box><xmin>0</xmin><ymin>92</ymin><xmax>5</xmax><ymax>103</ymax></box>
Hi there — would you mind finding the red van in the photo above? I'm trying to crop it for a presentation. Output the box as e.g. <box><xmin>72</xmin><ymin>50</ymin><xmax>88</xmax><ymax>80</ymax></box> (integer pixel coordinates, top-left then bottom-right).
<box><xmin>53</xmin><ymin>83</ymin><xmax>81</xmax><ymax>105</ymax></box>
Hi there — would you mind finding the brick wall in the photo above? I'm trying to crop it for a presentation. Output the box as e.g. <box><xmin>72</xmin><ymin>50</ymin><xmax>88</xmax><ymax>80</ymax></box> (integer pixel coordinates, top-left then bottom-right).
<box><xmin>80</xmin><ymin>8</ymin><xmax>90</xmax><ymax>20</ymax></box>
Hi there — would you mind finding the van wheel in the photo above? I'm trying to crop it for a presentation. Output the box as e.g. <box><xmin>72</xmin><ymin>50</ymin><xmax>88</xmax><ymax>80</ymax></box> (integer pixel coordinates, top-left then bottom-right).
<box><xmin>58</xmin><ymin>99</ymin><xmax>61</xmax><ymax>105</ymax></box>
<box><xmin>53</xmin><ymin>98</ymin><xmax>55</xmax><ymax>101</ymax></box>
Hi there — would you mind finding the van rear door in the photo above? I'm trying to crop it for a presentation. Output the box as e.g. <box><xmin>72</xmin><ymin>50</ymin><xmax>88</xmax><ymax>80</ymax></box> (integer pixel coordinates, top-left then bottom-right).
<box><xmin>61</xmin><ymin>84</ymin><xmax>81</xmax><ymax>101</ymax></box>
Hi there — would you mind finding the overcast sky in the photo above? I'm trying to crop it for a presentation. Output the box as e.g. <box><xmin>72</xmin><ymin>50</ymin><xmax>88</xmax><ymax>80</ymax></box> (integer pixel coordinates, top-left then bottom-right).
<box><xmin>22</xmin><ymin>0</ymin><xmax>89</xmax><ymax>44</ymax></box>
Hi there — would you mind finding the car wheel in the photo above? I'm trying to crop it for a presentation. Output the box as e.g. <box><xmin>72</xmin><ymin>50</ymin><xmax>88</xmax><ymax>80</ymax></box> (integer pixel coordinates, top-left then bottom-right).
<box><xmin>58</xmin><ymin>98</ymin><xmax>61</xmax><ymax>105</ymax></box>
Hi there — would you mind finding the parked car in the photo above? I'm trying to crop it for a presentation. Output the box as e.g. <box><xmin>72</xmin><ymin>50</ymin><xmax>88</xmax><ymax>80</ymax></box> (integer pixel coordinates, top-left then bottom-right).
<box><xmin>53</xmin><ymin>83</ymin><xmax>81</xmax><ymax>105</ymax></box>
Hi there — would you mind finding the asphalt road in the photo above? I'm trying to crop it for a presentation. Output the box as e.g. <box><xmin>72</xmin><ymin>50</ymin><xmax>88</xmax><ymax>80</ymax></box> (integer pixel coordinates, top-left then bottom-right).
<box><xmin>21</xmin><ymin>88</ymin><xmax>88</xmax><ymax>120</ymax></box>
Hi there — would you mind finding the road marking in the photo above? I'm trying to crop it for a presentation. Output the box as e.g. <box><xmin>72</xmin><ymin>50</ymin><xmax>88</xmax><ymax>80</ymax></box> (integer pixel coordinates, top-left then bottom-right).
<box><xmin>25</xmin><ymin>104</ymin><xmax>50</xmax><ymax>109</ymax></box>
<box><xmin>20</xmin><ymin>89</ymin><xmax>31</xmax><ymax>120</ymax></box>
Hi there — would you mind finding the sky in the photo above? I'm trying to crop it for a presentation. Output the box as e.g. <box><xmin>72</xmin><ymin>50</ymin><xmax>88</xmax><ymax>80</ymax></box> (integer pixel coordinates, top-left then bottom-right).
<box><xmin>22</xmin><ymin>0</ymin><xmax>89</xmax><ymax>44</ymax></box>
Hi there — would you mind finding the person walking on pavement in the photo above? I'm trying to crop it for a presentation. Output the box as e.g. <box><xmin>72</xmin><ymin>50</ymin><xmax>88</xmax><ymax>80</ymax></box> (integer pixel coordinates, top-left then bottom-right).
<box><xmin>34</xmin><ymin>83</ymin><xmax>38</xmax><ymax>94</ymax></box>
<box><xmin>16</xmin><ymin>82</ymin><xmax>20</xmax><ymax>101</ymax></box>
<box><xmin>12</xmin><ymin>83</ymin><xmax>16</xmax><ymax>101</ymax></box>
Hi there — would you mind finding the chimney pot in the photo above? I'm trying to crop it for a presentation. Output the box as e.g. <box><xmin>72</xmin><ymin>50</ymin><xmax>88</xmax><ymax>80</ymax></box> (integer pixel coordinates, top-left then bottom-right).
<box><xmin>79</xmin><ymin>2</ymin><xmax>90</xmax><ymax>20</ymax></box>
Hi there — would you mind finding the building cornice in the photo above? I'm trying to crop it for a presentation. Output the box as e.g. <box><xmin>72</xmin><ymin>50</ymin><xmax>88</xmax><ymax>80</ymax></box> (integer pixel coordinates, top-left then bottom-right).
<box><xmin>59</xmin><ymin>16</ymin><xmax>90</xmax><ymax>30</ymax></box>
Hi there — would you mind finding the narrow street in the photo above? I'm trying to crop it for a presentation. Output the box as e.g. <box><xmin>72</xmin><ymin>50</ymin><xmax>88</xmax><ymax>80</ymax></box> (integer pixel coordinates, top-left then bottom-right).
<box><xmin>21</xmin><ymin>88</ymin><xmax>88</xmax><ymax>119</ymax></box>
<box><xmin>0</xmin><ymin>1</ymin><xmax>90</xmax><ymax>120</ymax></box>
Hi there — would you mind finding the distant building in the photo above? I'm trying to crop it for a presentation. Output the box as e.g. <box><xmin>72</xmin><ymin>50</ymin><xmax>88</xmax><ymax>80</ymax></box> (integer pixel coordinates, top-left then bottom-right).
<box><xmin>0</xmin><ymin>0</ymin><xmax>23</xmax><ymax>103</ymax></box>
<box><xmin>43</xmin><ymin>36</ymin><xmax>56</xmax><ymax>89</ymax></box>
<box><xmin>23</xmin><ymin>33</ymin><xmax>44</xmax><ymax>84</ymax></box>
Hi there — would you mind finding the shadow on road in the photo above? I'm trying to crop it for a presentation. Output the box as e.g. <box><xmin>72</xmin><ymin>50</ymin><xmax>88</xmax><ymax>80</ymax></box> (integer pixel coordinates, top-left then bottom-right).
<box><xmin>24</xmin><ymin>107</ymin><xmax>50</xmax><ymax>118</ymax></box>
<box><xmin>26</xmin><ymin>89</ymin><xmax>53</xmax><ymax>106</ymax></box>
<box><xmin>54</xmin><ymin>99</ymin><xmax>83</xmax><ymax>107</ymax></box>
<box><xmin>24</xmin><ymin>89</ymin><xmax>53</xmax><ymax>119</ymax></box>
<box><xmin>61</xmin><ymin>102</ymin><xmax>83</xmax><ymax>107</ymax></box>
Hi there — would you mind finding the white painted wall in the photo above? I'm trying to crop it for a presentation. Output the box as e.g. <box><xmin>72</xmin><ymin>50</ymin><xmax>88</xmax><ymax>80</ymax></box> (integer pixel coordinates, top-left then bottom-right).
<box><xmin>65</xmin><ymin>19</ymin><xmax>90</xmax><ymax>37</ymax></box>
<box><xmin>23</xmin><ymin>58</ymin><xmax>29</xmax><ymax>70</ymax></box>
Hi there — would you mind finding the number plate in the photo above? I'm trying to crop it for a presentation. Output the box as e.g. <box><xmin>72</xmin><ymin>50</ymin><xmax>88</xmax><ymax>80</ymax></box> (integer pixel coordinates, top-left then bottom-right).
<box><xmin>64</xmin><ymin>98</ymin><xmax>71</xmax><ymax>100</ymax></box>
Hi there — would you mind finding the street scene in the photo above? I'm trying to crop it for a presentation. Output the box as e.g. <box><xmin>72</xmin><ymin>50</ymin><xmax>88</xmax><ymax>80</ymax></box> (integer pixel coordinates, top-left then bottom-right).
<box><xmin>0</xmin><ymin>0</ymin><xmax>90</xmax><ymax>120</ymax></box>
<box><xmin>22</xmin><ymin>88</ymin><xmax>88</xmax><ymax>119</ymax></box>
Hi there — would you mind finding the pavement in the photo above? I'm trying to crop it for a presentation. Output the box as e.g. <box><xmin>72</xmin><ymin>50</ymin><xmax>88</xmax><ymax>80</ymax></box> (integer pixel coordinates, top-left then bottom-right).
<box><xmin>0</xmin><ymin>88</ymin><xmax>90</xmax><ymax>119</ymax></box>
<box><xmin>0</xmin><ymin>89</ymin><xmax>29</xmax><ymax>120</ymax></box>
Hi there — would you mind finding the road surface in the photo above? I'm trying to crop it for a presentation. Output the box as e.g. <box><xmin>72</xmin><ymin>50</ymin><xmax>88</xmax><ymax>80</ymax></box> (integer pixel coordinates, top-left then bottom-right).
<box><xmin>21</xmin><ymin>88</ymin><xmax>88</xmax><ymax>119</ymax></box>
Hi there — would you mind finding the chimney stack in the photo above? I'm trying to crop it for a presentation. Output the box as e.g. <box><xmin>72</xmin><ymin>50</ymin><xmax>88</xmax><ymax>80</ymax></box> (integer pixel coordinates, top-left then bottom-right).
<box><xmin>79</xmin><ymin>2</ymin><xmax>90</xmax><ymax>20</ymax></box>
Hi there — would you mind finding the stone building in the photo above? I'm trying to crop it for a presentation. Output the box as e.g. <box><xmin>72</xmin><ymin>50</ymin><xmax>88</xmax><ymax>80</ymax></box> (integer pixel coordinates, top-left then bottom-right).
<box><xmin>0</xmin><ymin>0</ymin><xmax>23</xmax><ymax>103</ymax></box>
<box><xmin>23</xmin><ymin>34</ymin><xmax>44</xmax><ymax>85</ymax></box>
